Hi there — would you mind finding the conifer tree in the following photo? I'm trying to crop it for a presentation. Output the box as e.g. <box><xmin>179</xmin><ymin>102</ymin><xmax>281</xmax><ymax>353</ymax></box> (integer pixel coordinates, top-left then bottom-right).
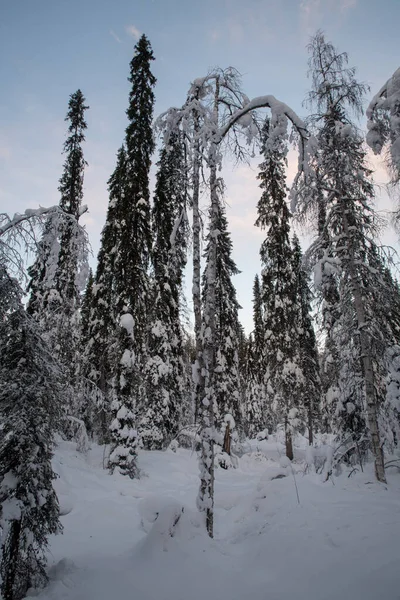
<box><xmin>292</xmin><ymin>235</ymin><xmax>321</xmax><ymax>444</ymax></box>
<box><xmin>82</xmin><ymin>147</ymin><xmax>127</xmax><ymax>443</ymax></box>
<box><xmin>256</xmin><ymin>116</ymin><xmax>304</xmax><ymax>459</ymax></box>
<box><xmin>0</xmin><ymin>269</ymin><xmax>62</xmax><ymax>600</ymax></box>
<box><xmin>244</xmin><ymin>334</ymin><xmax>265</xmax><ymax>438</ymax></box>
<box><xmin>244</xmin><ymin>276</ymin><xmax>265</xmax><ymax>438</ymax></box>
<box><xmin>298</xmin><ymin>32</ymin><xmax>400</xmax><ymax>481</ymax></box>
<box><xmin>202</xmin><ymin>196</ymin><xmax>242</xmax><ymax>440</ymax></box>
<box><xmin>80</xmin><ymin>268</ymin><xmax>93</xmax><ymax>348</ymax></box>
<box><xmin>252</xmin><ymin>274</ymin><xmax>264</xmax><ymax>361</ymax></box>
<box><xmin>107</xmin><ymin>35</ymin><xmax>156</xmax><ymax>476</ymax></box>
<box><xmin>140</xmin><ymin>132</ymin><xmax>190</xmax><ymax>449</ymax></box>
<box><xmin>26</xmin><ymin>90</ymin><xmax>89</xmax><ymax>418</ymax></box>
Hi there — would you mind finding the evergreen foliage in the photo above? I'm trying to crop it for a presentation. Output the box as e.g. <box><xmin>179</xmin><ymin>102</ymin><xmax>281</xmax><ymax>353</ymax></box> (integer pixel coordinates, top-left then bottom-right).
<box><xmin>298</xmin><ymin>31</ymin><xmax>400</xmax><ymax>480</ymax></box>
<box><xmin>292</xmin><ymin>235</ymin><xmax>321</xmax><ymax>444</ymax></box>
<box><xmin>26</xmin><ymin>90</ymin><xmax>89</xmax><ymax>421</ymax></box>
<box><xmin>0</xmin><ymin>269</ymin><xmax>62</xmax><ymax>600</ymax></box>
<box><xmin>106</xmin><ymin>35</ymin><xmax>156</xmax><ymax>476</ymax></box>
<box><xmin>244</xmin><ymin>276</ymin><xmax>265</xmax><ymax>438</ymax></box>
<box><xmin>256</xmin><ymin>116</ymin><xmax>304</xmax><ymax>459</ymax></box>
<box><xmin>141</xmin><ymin>132</ymin><xmax>190</xmax><ymax>449</ymax></box>
<box><xmin>202</xmin><ymin>195</ymin><xmax>242</xmax><ymax>435</ymax></box>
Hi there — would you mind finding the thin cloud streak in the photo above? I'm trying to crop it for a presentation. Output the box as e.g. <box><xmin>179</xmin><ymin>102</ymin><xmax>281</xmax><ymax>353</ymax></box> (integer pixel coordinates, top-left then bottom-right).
<box><xmin>110</xmin><ymin>30</ymin><xmax>122</xmax><ymax>44</ymax></box>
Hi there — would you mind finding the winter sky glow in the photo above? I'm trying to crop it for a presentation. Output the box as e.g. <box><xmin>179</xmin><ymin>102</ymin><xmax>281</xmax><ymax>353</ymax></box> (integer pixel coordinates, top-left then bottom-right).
<box><xmin>1</xmin><ymin>0</ymin><xmax>399</xmax><ymax>331</ymax></box>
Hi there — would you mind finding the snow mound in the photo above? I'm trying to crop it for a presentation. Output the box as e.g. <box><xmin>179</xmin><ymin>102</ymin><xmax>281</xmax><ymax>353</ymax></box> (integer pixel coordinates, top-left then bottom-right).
<box><xmin>136</xmin><ymin>495</ymin><xmax>205</xmax><ymax>555</ymax></box>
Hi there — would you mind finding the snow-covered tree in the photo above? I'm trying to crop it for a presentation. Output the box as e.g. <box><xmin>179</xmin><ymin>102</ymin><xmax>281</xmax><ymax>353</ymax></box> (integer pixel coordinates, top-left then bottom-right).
<box><xmin>0</xmin><ymin>269</ymin><xmax>62</xmax><ymax>600</ymax></box>
<box><xmin>367</xmin><ymin>67</ymin><xmax>400</xmax><ymax>185</ymax></box>
<box><xmin>244</xmin><ymin>274</ymin><xmax>266</xmax><ymax>438</ymax></box>
<box><xmin>158</xmin><ymin>69</ymin><xmax>308</xmax><ymax>536</ymax></box>
<box><xmin>141</xmin><ymin>132</ymin><xmax>190</xmax><ymax>449</ymax></box>
<box><xmin>292</xmin><ymin>235</ymin><xmax>320</xmax><ymax>445</ymax></box>
<box><xmin>108</xmin><ymin>35</ymin><xmax>156</xmax><ymax>477</ymax></box>
<box><xmin>202</xmin><ymin>194</ymin><xmax>242</xmax><ymax>446</ymax></box>
<box><xmin>80</xmin><ymin>268</ymin><xmax>93</xmax><ymax>348</ymax></box>
<box><xmin>296</xmin><ymin>32</ymin><xmax>400</xmax><ymax>481</ymax></box>
<box><xmin>82</xmin><ymin>147</ymin><xmax>127</xmax><ymax>443</ymax></box>
<box><xmin>26</xmin><ymin>90</ymin><xmax>89</xmax><ymax>419</ymax></box>
<box><xmin>256</xmin><ymin>116</ymin><xmax>304</xmax><ymax>459</ymax></box>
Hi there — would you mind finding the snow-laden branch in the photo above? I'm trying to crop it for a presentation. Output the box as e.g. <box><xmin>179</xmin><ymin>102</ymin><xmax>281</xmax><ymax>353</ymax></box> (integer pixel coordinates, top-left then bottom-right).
<box><xmin>0</xmin><ymin>206</ymin><xmax>59</xmax><ymax>237</ymax></box>
<box><xmin>366</xmin><ymin>67</ymin><xmax>400</xmax><ymax>180</ymax></box>
<box><xmin>0</xmin><ymin>204</ymin><xmax>88</xmax><ymax>238</ymax></box>
<box><xmin>218</xmin><ymin>95</ymin><xmax>307</xmax><ymax>141</ymax></box>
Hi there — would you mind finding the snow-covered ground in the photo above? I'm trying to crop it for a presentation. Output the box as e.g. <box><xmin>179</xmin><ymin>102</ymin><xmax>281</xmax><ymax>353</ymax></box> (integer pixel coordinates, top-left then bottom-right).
<box><xmin>38</xmin><ymin>438</ymin><xmax>400</xmax><ymax>600</ymax></box>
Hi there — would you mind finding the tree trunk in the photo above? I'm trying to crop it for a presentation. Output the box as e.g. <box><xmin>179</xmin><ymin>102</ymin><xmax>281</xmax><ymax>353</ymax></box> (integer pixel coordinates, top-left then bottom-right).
<box><xmin>223</xmin><ymin>421</ymin><xmax>231</xmax><ymax>455</ymax></box>
<box><xmin>2</xmin><ymin>519</ymin><xmax>23</xmax><ymax>600</ymax></box>
<box><xmin>308</xmin><ymin>399</ymin><xmax>314</xmax><ymax>446</ymax></box>
<box><xmin>285</xmin><ymin>418</ymin><xmax>294</xmax><ymax>460</ymax></box>
<box><xmin>197</xmin><ymin>79</ymin><xmax>221</xmax><ymax>538</ymax></box>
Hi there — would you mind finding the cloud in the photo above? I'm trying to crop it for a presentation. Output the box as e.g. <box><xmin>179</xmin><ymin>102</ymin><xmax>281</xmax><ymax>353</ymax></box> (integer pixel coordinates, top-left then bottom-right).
<box><xmin>299</xmin><ymin>0</ymin><xmax>322</xmax><ymax>36</ymax></box>
<box><xmin>208</xmin><ymin>28</ymin><xmax>220</xmax><ymax>42</ymax></box>
<box><xmin>299</xmin><ymin>0</ymin><xmax>357</xmax><ymax>36</ymax></box>
<box><xmin>0</xmin><ymin>146</ymin><xmax>11</xmax><ymax>160</ymax></box>
<box><xmin>126</xmin><ymin>24</ymin><xmax>141</xmax><ymax>40</ymax></box>
<box><xmin>340</xmin><ymin>0</ymin><xmax>357</xmax><ymax>13</ymax></box>
<box><xmin>110</xmin><ymin>30</ymin><xmax>122</xmax><ymax>44</ymax></box>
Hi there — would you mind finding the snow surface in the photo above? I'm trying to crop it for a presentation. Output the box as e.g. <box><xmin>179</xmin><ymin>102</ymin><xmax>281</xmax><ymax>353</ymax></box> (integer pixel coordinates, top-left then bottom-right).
<box><xmin>36</xmin><ymin>438</ymin><xmax>400</xmax><ymax>600</ymax></box>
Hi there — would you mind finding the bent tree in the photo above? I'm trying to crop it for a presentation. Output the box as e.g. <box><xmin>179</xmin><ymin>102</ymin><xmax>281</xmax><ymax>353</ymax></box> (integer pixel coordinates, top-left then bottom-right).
<box><xmin>158</xmin><ymin>70</ymin><xmax>308</xmax><ymax>536</ymax></box>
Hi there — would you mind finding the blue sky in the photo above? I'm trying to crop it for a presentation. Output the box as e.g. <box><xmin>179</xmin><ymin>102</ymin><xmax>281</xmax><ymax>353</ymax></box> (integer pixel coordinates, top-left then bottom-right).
<box><xmin>1</xmin><ymin>0</ymin><xmax>399</xmax><ymax>331</ymax></box>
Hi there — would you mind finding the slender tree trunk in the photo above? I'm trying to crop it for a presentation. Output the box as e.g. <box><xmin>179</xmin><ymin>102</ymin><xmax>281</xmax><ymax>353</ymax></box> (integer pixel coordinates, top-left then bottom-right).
<box><xmin>285</xmin><ymin>417</ymin><xmax>294</xmax><ymax>460</ymax></box>
<box><xmin>223</xmin><ymin>421</ymin><xmax>231</xmax><ymax>455</ymax></box>
<box><xmin>308</xmin><ymin>399</ymin><xmax>314</xmax><ymax>446</ymax></box>
<box><xmin>2</xmin><ymin>520</ymin><xmax>22</xmax><ymax>600</ymax></box>
<box><xmin>341</xmin><ymin>211</ymin><xmax>386</xmax><ymax>483</ymax></box>
<box><xmin>198</xmin><ymin>79</ymin><xmax>221</xmax><ymax>538</ymax></box>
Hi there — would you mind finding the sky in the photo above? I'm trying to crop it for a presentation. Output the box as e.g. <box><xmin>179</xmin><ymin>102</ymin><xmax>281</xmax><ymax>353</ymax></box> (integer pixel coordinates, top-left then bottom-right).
<box><xmin>1</xmin><ymin>0</ymin><xmax>400</xmax><ymax>332</ymax></box>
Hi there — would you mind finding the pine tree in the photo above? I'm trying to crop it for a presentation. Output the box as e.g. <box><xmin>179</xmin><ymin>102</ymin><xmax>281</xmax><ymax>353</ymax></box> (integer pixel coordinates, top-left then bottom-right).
<box><xmin>141</xmin><ymin>132</ymin><xmax>190</xmax><ymax>449</ymax></box>
<box><xmin>80</xmin><ymin>268</ymin><xmax>93</xmax><ymax>348</ymax></box>
<box><xmin>0</xmin><ymin>269</ymin><xmax>62</xmax><ymax>600</ymax></box>
<box><xmin>292</xmin><ymin>235</ymin><xmax>321</xmax><ymax>445</ymax></box>
<box><xmin>26</xmin><ymin>218</ymin><xmax>60</xmax><ymax>318</ymax></box>
<box><xmin>256</xmin><ymin>116</ymin><xmax>304</xmax><ymax>459</ymax></box>
<box><xmin>299</xmin><ymin>32</ymin><xmax>400</xmax><ymax>481</ymax></box>
<box><xmin>202</xmin><ymin>195</ymin><xmax>242</xmax><ymax>446</ymax></box>
<box><xmin>108</xmin><ymin>35</ymin><xmax>156</xmax><ymax>477</ymax></box>
<box><xmin>252</xmin><ymin>274</ymin><xmax>264</xmax><ymax>361</ymax></box>
<box><xmin>244</xmin><ymin>276</ymin><xmax>265</xmax><ymax>438</ymax></box>
<box><xmin>244</xmin><ymin>334</ymin><xmax>265</xmax><ymax>439</ymax></box>
<box><xmin>83</xmin><ymin>146</ymin><xmax>127</xmax><ymax>444</ymax></box>
<box><xmin>26</xmin><ymin>90</ymin><xmax>89</xmax><ymax>419</ymax></box>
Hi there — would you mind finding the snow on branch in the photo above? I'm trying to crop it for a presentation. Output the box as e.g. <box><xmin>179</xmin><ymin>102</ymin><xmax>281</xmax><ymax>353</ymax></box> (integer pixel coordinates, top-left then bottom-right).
<box><xmin>0</xmin><ymin>204</ymin><xmax>89</xmax><ymax>282</ymax></box>
<box><xmin>366</xmin><ymin>67</ymin><xmax>400</xmax><ymax>180</ymax></box>
<box><xmin>0</xmin><ymin>206</ymin><xmax>60</xmax><ymax>238</ymax></box>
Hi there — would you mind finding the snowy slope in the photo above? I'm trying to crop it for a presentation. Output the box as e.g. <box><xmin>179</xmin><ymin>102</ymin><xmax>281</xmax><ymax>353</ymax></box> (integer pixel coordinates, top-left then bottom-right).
<box><xmin>38</xmin><ymin>439</ymin><xmax>400</xmax><ymax>600</ymax></box>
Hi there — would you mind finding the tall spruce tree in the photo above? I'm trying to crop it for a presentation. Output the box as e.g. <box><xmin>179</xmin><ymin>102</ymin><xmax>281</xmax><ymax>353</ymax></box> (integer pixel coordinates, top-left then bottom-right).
<box><xmin>256</xmin><ymin>116</ymin><xmax>304</xmax><ymax>459</ymax></box>
<box><xmin>26</xmin><ymin>90</ymin><xmax>89</xmax><ymax>418</ymax></box>
<box><xmin>140</xmin><ymin>132</ymin><xmax>190</xmax><ymax>449</ymax></box>
<box><xmin>202</xmin><ymin>195</ymin><xmax>242</xmax><ymax>440</ymax></box>
<box><xmin>107</xmin><ymin>35</ymin><xmax>156</xmax><ymax>477</ymax></box>
<box><xmin>298</xmin><ymin>32</ymin><xmax>400</xmax><ymax>481</ymax></box>
<box><xmin>292</xmin><ymin>235</ymin><xmax>321</xmax><ymax>445</ymax></box>
<box><xmin>82</xmin><ymin>146</ymin><xmax>127</xmax><ymax>443</ymax></box>
<box><xmin>0</xmin><ymin>269</ymin><xmax>62</xmax><ymax>600</ymax></box>
<box><xmin>244</xmin><ymin>275</ymin><xmax>265</xmax><ymax>438</ymax></box>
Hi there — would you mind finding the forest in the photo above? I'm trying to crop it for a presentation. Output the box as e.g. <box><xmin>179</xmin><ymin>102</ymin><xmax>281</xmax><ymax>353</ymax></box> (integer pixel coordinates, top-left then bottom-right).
<box><xmin>1</xmin><ymin>29</ymin><xmax>400</xmax><ymax>600</ymax></box>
